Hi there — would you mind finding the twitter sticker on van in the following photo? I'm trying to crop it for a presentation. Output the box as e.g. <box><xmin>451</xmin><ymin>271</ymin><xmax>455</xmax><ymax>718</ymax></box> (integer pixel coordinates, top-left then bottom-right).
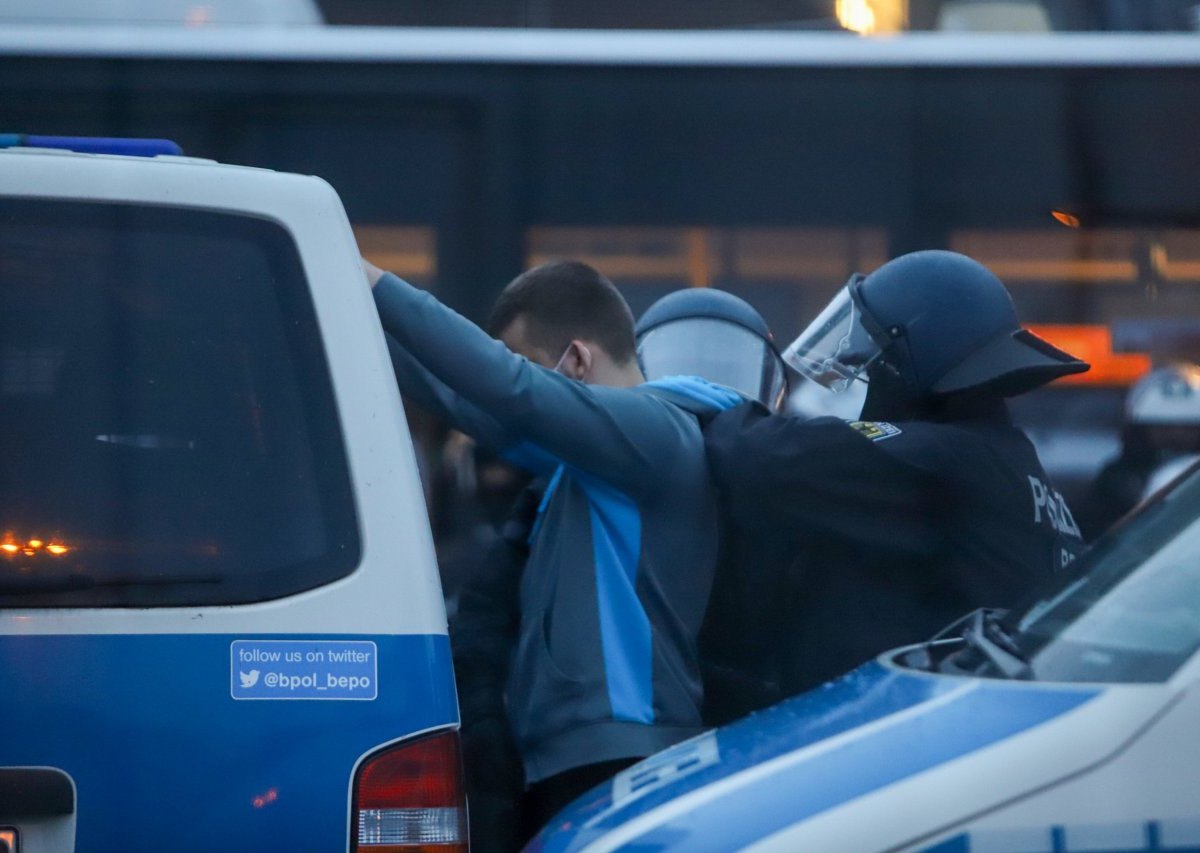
<box><xmin>231</xmin><ymin>640</ymin><xmax>378</xmax><ymax>700</ymax></box>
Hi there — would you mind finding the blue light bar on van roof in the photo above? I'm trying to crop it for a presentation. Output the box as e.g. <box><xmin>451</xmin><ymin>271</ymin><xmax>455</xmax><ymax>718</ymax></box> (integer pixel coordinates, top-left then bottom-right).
<box><xmin>0</xmin><ymin>134</ymin><xmax>183</xmax><ymax>157</ymax></box>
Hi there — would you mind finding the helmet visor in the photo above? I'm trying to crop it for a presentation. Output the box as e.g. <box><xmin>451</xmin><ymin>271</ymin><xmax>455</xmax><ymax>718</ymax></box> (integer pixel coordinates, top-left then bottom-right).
<box><xmin>637</xmin><ymin>317</ymin><xmax>787</xmax><ymax>409</ymax></box>
<box><xmin>782</xmin><ymin>278</ymin><xmax>881</xmax><ymax>392</ymax></box>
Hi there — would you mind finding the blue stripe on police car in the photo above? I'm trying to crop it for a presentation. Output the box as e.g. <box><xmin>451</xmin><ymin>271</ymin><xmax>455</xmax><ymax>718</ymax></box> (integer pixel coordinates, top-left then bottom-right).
<box><xmin>534</xmin><ymin>663</ymin><xmax>1100</xmax><ymax>852</ymax></box>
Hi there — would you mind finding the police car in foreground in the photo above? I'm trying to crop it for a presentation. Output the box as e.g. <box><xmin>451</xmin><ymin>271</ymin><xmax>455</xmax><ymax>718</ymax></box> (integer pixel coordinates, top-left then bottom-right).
<box><xmin>531</xmin><ymin>460</ymin><xmax>1200</xmax><ymax>852</ymax></box>
<box><xmin>0</xmin><ymin>137</ymin><xmax>462</xmax><ymax>852</ymax></box>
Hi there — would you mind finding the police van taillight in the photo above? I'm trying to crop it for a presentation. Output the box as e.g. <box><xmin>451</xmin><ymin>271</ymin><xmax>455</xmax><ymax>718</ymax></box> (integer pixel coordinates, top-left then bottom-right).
<box><xmin>352</xmin><ymin>729</ymin><xmax>468</xmax><ymax>853</ymax></box>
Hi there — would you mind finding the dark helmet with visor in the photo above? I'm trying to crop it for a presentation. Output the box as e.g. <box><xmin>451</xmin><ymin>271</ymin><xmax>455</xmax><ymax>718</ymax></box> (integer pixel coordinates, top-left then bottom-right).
<box><xmin>636</xmin><ymin>288</ymin><xmax>788</xmax><ymax>410</ymax></box>
<box><xmin>783</xmin><ymin>250</ymin><xmax>1089</xmax><ymax>400</ymax></box>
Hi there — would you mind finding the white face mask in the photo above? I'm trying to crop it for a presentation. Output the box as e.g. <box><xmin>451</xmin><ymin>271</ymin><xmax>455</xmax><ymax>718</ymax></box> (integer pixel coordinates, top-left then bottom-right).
<box><xmin>551</xmin><ymin>341</ymin><xmax>589</xmax><ymax>381</ymax></box>
<box><xmin>551</xmin><ymin>344</ymin><xmax>572</xmax><ymax>376</ymax></box>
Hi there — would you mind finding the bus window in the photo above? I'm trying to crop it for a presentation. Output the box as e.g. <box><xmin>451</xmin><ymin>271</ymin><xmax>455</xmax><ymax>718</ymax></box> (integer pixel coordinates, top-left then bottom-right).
<box><xmin>527</xmin><ymin>225</ymin><xmax>888</xmax><ymax>337</ymax></box>
<box><xmin>355</xmin><ymin>224</ymin><xmax>437</xmax><ymax>288</ymax></box>
<box><xmin>950</xmin><ymin>226</ymin><xmax>1200</xmax><ymax>344</ymax></box>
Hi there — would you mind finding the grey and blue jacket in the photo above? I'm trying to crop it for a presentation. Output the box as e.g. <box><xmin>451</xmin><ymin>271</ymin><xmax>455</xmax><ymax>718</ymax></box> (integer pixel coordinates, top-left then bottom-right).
<box><xmin>373</xmin><ymin>273</ymin><xmax>740</xmax><ymax>783</ymax></box>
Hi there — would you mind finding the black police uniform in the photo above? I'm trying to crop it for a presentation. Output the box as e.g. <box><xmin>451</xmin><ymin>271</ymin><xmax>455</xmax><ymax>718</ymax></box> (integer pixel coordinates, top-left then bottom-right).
<box><xmin>701</xmin><ymin>395</ymin><xmax>1085</xmax><ymax>722</ymax></box>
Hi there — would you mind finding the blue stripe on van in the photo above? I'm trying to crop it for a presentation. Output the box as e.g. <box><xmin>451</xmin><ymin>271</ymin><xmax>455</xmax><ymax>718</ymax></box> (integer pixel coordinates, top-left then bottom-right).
<box><xmin>0</xmin><ymin>633</ymin><xmax>456</xmax><ymax>852</ymax></box>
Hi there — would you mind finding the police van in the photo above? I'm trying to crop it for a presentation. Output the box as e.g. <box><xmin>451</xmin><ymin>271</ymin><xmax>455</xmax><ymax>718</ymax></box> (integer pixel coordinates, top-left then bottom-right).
<box><xmin>0</xmin><ymin>137</ymin><xmax>462</xmax><ymax>852</ymax></box>
<box><xmin>532</xmin><ymin>460</ymin><xmax>1200</xmax><ymax>852</ymax></box>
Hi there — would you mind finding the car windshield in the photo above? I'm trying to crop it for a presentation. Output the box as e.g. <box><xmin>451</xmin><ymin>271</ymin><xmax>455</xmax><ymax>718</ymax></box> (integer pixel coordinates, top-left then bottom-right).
<box><xmin>987</xmin><ymin>463</ymin><xmax>1200</xmax><ymax>683</ymax></box>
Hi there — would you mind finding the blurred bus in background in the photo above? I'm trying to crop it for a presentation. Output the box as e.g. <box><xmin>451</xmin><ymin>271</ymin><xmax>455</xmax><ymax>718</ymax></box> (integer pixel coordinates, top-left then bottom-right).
<box><xmin>2</xmin><ymin>0</ymin><xmax>1198</xmax><ymax>525</ymax></box>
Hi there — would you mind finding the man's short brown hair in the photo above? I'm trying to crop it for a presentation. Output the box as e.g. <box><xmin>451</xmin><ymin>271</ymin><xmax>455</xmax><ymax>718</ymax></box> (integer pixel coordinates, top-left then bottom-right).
<box><xmin>487</xmin><ymin>260</ymin><xmax>637</xmax><ymax>365</ymax></box>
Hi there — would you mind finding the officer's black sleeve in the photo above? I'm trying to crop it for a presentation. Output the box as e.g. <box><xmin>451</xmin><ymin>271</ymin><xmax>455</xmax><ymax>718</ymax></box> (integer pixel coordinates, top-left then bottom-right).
<box><xmin>705</xmin><ymin>403</ymin><xmax>941</xmax><ymax>557</ymax></box>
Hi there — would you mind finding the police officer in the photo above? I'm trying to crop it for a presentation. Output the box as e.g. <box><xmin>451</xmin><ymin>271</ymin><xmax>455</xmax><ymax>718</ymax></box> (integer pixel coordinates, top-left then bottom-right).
<box><xmin>704</xmin><ymin>250</ymin><xmax>1090</xmax><ymax>711</ymax></box>
<box><xmin>1081</xmin><ymin>361</ymin><xmax>1200</xmax><ymax>538</ymax></box>
<box><xmin>634</xmin><ymin>287</ymin><xmax>788</xmax><ymax>412</ymax></box>
<box><xmin>633</xmin><ymin>288</ymin><xmax>794</xmax><ymax>723</ymax></box>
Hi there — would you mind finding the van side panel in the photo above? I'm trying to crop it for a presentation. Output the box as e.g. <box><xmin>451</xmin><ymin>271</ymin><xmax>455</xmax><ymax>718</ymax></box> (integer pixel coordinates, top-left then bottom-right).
<box><xmin>1</xmin><ymin>633</ymin><xmax>455</xmax><ymax>851</ymax></box>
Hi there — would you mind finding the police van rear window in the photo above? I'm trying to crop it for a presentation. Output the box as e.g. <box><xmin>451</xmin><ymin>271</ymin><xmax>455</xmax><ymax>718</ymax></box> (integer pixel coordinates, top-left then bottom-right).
<box><xmin>0</xmin><ymin>199</ymin><xmax>360</xmax><ymax>606</ymax></box>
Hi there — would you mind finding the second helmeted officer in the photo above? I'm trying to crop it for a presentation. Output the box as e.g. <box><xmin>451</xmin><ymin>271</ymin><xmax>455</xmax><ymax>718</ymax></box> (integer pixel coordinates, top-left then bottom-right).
<box><xmin>704</xmin><ymin>250</ymin><xmax>1090</xmax><ymax>717</ymax></box>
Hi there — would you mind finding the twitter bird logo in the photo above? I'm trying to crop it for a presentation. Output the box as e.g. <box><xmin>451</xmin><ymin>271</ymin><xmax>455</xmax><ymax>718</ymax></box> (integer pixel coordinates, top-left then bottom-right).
<box><xmin>239</xmin><ymin>670</ymin><xmax>260</xmax><ymax>688</ymax></box>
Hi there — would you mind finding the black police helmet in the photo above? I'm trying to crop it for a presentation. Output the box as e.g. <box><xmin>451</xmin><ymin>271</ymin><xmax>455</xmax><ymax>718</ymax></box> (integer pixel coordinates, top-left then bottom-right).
<box><xmin>857</xmin><ymin>250</ymin><xmax>1089</xmax><ymax>398</ymax></box>
<box><xmin>635</xmin><ymin>288</ymin><xmax>787</xmax><ymax>410</ymax></box>
<box><xmin>636</xmin><ymin>287</ymin><xmax>773</xmax><ymax>340</ymax></box>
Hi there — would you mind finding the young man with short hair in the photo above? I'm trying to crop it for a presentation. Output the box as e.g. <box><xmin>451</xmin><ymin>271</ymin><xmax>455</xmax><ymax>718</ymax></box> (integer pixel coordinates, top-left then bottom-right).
<box><xmin>365</xmin><ymin>258</ymin><xmax>742</xmax><ymax>837</ymax></box>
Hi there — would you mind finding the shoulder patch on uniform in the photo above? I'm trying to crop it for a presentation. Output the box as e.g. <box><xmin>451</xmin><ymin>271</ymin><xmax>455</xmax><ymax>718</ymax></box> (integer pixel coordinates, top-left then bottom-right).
<box><xmin>848</xmin><ymin>421</ymin><xmax>902</xmax><ymax>442</ymax></box>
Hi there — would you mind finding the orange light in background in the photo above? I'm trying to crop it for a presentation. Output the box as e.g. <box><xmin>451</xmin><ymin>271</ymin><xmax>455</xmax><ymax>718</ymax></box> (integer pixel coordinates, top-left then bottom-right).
<box><xmin>0</xmin><ymin>535</ymin><xmax>72</xmax><ymax>557</ymax></box>
<box><xmin>252</xmin><ymin>787</ymin><xmax>279</xmax><ymax>809</ymax></box>
<box><xmin>837</xmin><ymin>0</ymin><xmax>907</xmax><ymax>34</ymax></box>
<box><xmin>1051</xmin><ymin>210</ymin><xmax>1082</xmax><ymax>228</ymax></box>
<box><xmin>1028</xmin><ymin>324</ymin><xmax>1152</xmax><ymax>386</ymax></box>
<box><xmin>837</xmin><ymin>0</ymin><xmax>877</xmax><ymax>33</ymax></box>
<box><xmin>184</xmin><ymin>5</ymin><xmax>214</xmax><ymax>26</ymax></box>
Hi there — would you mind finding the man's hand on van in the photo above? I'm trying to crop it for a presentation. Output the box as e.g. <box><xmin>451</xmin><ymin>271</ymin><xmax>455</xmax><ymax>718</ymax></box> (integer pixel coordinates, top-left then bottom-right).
<box><xmin>362</xmin><ymin>257</ymin><xmax>386</xmax><ymax>289</ymax></box>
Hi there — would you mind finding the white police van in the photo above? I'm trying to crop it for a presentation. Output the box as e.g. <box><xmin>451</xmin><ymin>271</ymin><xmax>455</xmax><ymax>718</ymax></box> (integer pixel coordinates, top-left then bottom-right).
<box><xmin>0</xmin><ymin>137</ymin><xmax>462</xmax><ymax>852</ymax></box>
<box><xmin>532</xmin><ymin>461</ymin><xmax>1200</xmax><ymax>852</ymax></box>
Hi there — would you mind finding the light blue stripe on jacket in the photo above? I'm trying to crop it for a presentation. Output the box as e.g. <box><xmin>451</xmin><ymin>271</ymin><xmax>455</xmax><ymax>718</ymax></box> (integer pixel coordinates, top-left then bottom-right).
<box><xmin>578</xmin><ymin>472</ymin><xmax>652</xmax><ymax>723</ymax></box>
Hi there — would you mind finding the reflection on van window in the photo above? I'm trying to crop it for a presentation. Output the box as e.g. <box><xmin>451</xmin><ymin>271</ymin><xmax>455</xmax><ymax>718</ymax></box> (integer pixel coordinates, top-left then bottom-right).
<box><xmin>0</xmin><ymin>200</ymin><xmax>359</xmax><ymax>606</ymax></box>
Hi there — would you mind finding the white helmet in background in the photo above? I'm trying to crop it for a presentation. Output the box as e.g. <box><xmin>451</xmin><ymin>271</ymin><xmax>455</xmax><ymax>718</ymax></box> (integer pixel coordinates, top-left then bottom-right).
<box><xmin>1127</xmin><ymin>362</ymin><xmax>1200</xmax><ymax>489</ymax></box>
<box><xmin>1127</xmin><ymin>362</ymin><xmax>1200</xmax><ymax>425</ymax></box>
